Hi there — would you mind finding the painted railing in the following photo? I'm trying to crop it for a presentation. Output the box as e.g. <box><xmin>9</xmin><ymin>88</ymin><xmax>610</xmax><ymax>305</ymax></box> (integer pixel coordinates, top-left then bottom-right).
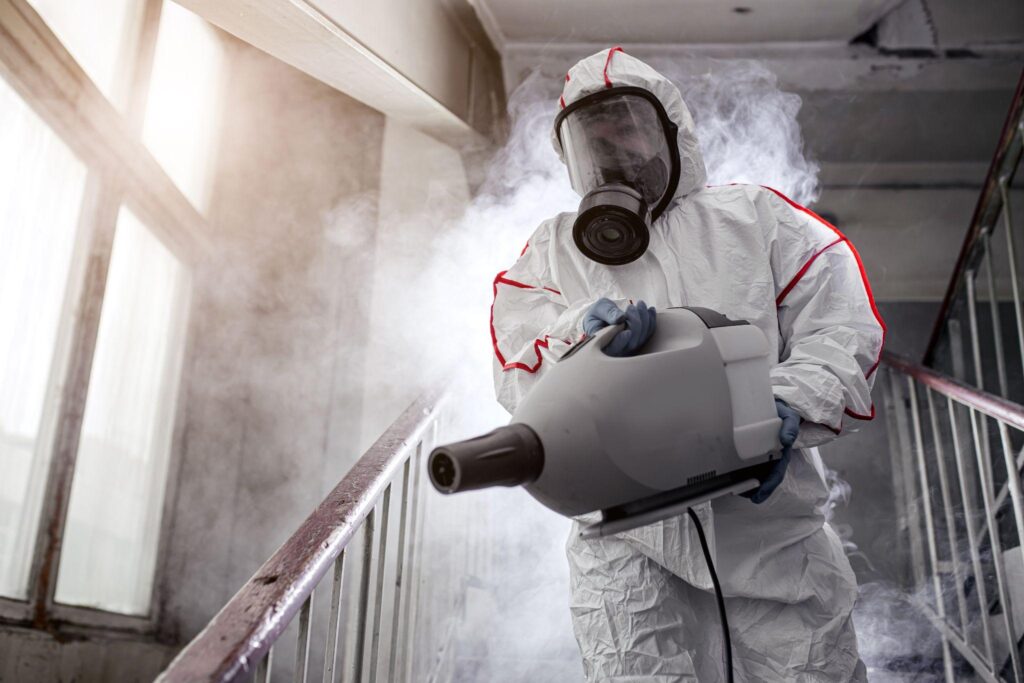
<box><xmin>881</xmin><ymin>351</ymin><xmax>1024</xmax><ymax>681</ymax></box>
<box><xmin>157</xmin><ymin>390</ymin><xmax>452</xmax><ymax>683</ymax></box>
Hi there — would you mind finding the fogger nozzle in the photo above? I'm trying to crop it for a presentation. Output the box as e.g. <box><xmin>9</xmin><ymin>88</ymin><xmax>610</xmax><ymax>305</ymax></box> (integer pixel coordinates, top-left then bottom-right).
<box><xmin>428</xmin><ymin>423</ymin><xmax>544</xmax><ymax>494</ymax></box>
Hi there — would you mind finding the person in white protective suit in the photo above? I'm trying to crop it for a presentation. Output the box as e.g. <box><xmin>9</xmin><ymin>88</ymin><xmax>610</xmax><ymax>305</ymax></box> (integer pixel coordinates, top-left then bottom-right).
<box><xmin>490</xmin><ymin>47</ymin><xmax>886</xmax><ymax>682</ymax></box>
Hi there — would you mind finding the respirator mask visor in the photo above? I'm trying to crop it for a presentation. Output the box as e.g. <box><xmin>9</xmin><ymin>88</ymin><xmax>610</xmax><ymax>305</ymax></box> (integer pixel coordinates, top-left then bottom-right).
<box><xmin>555</xmin><ymin>87</ymin><xmax>680</xmax><ymax>265</ymax></box>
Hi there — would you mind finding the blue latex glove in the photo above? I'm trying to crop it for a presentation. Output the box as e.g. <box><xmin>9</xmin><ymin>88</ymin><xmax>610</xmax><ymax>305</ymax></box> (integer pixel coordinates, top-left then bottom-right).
<box><xmin>747</xmin><ymin>399</ymin><xmax>801</xmax><ymax>504</ymax></box>
<box><xmin>583</xmin><ymin>298</ymin><xmax>656</xmax><ymax>357</ymax></box>
<box><xmin>583</xmin><ymin>297</ymin><xmax>625</xmax><ymax>336</ymax></box>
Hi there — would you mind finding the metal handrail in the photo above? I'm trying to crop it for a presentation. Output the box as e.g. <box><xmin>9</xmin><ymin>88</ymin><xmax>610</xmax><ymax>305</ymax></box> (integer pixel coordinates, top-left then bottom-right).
<box><xmin>884</xmin><ymin>350</ymin><xmax>1024</xmax><ymax>431</ymax></box>
<box><xmin>882</xmin><ymin>351</ymin><xmax>1024</xmax><ymax>682</ymax></box>
<box><xmin>923</xmin><ymin>69</ymin><xmax>1024</xmax><ymax>367</ymax></box>
<box><xmin>157</xmin><ymin>388</ymin><xmax>447</xmax><ymax>683</ymax></box>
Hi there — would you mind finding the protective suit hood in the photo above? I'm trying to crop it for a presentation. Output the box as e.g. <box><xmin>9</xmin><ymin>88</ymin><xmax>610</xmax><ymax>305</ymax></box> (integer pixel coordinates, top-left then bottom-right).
<box><xmin>552</xmin><ymin>47</ymin><xmax>707</xmax><ymax>204</ymax></box>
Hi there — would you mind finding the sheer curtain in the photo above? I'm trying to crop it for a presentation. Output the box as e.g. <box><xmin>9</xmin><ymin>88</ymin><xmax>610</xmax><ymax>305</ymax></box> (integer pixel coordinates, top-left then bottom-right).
<box><xmin>54</xmin><ymin>208</ymin><xmax>191</xmax><ymax>615</ymax></box>
<box><xmin>0</xmin><ymin>77</ymin><xmax>88</xmax><ymax>599</ymax></box>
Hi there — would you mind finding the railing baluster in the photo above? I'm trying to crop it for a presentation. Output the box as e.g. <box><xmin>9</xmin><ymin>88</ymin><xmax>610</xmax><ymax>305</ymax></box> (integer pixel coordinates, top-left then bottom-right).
<box><xmin>890</xmin><ymin>372</ymin><xmax>928</xmax><ymax>588</ymax></box>
<box><xmin>926</xmin><ymin>389</ymin><xmax>971</xmax><ymax>639</ymax></box>
<box><xmin>387</xmin><ymin>459</ymin><xmax>413</xmax><ymax>681</ymax></box>
<box><xmin>367</xmin><ymin>485</ymin><xmax>393</xmax><ymax>683</ymax></box>
<box><xmin>967</xmin><ymin>271</ymin><xmax>986</xmax><ymax>392</ymax></box>
<box><xmin>403</xmin><ymin>421</ymin><xmax>436</xmax><ymax>683</ymax></box>
<box><xmin>295</xmin><ymin>591</ymin><xmax>314</xmax><ymax>683</ymax></box>
<box><xmin>993</xmin><ymin>443</ymin><xmax>1024</xmax><ymax>512</ymax></box>
<box><xmin>947</xmin><ymin>397</ymin><xmax>997</xmax><ymax>666</ymax></box>
<box><xmin>949</xmin><ymin>318</ymin><xmax>968</xmax><ymax>382</ymax></box>
<box><xmin>996</xmin><ymin>421</ymin><xmax>1024</xmax><ymax>561</ymax></box>
<box><xmin>349</xmin><ymin>509</ymin><xmax>376</xmax><ymax>683</ymax></box>
<box><xmin>999</xmin><ymin>177</ymin><xmax>1024</xmax><ymax>386</ymax></box>
<box><xmin>983</xmin><ymin>236</ymin><xmax>1010</xmax><ymax>399</ymax></box>
<box><xmin>966</xmin><ymin>271</ymin><xmax>998</xmax><ymax>548</ymax></box>
<box><xmin>969</xmin><ymin>408</ymin><xmax>1023</xmax><ymax>680</ymax></box>
<box><xmin>400</xmin><ymin>441</ymin><xmax>427</xmax><ymax>683</ymax></box>
<box><xmin>882</xmin><ymin>373</ymin><xmax>912</xmax><ymax>576</ymax></box>
<box><xmin>255</xmin><ymin>648</ymin><xmax>273</xmax><ymax>683</ymax></box>
<box><xmin>907</xmin><ymin>380</ymin><xmax>955</xmax><ymax>680</ymax></box>
<box><xmin>322</xmin><ymin>551</ymin><xmax>345</xmax><ymax>683</ymax></box>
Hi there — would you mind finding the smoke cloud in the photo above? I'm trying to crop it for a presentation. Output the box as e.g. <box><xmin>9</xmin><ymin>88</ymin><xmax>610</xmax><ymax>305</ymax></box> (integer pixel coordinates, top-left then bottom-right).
<box><xmin>656</xmin><ymin>58</ymin><xmax>821</xmax><ymax>203</ymax></box>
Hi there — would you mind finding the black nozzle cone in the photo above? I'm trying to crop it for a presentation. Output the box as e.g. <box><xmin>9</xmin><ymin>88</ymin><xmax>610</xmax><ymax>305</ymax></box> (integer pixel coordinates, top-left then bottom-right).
<box><xmin>428</xmin><ymin>423</ymin><xmax>544</xmax><ymax>494</ymax></box>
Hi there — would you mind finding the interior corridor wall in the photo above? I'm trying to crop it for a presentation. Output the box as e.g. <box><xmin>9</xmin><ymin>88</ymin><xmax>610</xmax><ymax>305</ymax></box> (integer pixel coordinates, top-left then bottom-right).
<box><xmin>357</xmin><ymin>119</ymin><xmax>471</xmax><ymax>453</ymax></box>
<box><xmin>158</xmin><ymin>33</ymin><xmax>385</xmax><ymax>646</ymax></box>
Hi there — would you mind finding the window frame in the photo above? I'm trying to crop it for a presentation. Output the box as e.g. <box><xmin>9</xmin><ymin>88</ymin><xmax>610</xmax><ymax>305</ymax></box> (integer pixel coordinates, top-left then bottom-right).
<box><xmin>0</xmin><ymin>0</ymin><xmax>209</xmax><ymax>633</ymax></box>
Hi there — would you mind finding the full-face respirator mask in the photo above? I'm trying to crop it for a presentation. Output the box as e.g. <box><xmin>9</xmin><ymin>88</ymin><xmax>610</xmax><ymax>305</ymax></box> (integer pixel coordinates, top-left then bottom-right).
<box><xmin>554</xmin><ymin>86</ymin><xmax>681</xmax><ymax>266</ymax></box>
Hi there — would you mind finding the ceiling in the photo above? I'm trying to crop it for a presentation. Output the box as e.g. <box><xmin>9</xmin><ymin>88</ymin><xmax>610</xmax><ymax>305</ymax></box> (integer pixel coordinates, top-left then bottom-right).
<box><xmin>473</xmin><ymin>0</ymin><xmax>902</xmax><ymax>49</ymax></box>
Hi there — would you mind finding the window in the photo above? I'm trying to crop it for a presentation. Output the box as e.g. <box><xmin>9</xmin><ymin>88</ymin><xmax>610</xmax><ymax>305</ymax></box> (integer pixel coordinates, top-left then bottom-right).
<box><xmin>144</xmin><ymin>1</ymin><xmax>226</xmax><ymax>212</ymax></box>
<box><xmin>27</xmin><ymin>0</ymin><xmax>144</xmax><ymax>108</ymax></box>
<box><xmin>55</xmin><ymin>208</ymin><xmax>191</xmax><ymax>615</ymax></box>
<box><xmin>0</xmin><ymin>77</ymin><xmax>88</xmax><ymax>600</ymax></box>
<box><xmin>0</xmin><ymin>0</ymin><xmax>219</xmax><ymax>626</ymax></box>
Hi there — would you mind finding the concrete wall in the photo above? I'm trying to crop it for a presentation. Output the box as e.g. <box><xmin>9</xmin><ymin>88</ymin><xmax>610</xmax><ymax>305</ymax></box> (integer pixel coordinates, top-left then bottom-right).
<box><xmin>158</xmin><ymin>32</ymin><xmax>386</xmax><ymax>645</ymax></box>
<box><xmin>0</xmin><ymin>627</ymin><xmax>174</xmax><ymax>683</ymax></box>
<box><xmin>358</xmin><ymin>118</ymin><xmax>471</xmax><ymax>454</ymax></box>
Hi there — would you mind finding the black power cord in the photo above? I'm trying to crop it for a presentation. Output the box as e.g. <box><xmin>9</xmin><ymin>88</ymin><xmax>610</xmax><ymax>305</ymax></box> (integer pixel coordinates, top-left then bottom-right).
<box><xmin>686</xmin><ymin>506</ymin><xmax>734</xmax><ymax>683</ymax></box>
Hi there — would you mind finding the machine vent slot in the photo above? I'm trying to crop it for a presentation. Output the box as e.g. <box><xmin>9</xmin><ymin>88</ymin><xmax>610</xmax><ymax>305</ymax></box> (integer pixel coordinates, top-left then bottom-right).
<box><xmin>687</xmin><ymin>470</ymin><xmax>717</xmax><ymax>485</ymax></box>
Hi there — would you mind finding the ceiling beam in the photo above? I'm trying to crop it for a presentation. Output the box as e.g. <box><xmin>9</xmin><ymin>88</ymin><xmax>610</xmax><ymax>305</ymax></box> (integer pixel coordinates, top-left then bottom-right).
<box><xmin>502</xmin><ymin>42</ymin><xmax>1023</xmax><ymax>96</ymax></box>
<box><xmin>174</xmin><ymin>0</ymin><xmax>504</xmax><ymax>148</ymax></box>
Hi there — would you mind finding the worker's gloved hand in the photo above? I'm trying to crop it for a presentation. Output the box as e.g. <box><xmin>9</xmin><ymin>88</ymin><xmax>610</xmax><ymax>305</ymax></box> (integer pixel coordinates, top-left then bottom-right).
<box><xmin>746</xmin><ymin>399</ymin><xmax>801</xmax><ymax>504</ymax></box>
<box><xmin>583</xmin><ymin>298</ymin><xmax>657</xmax><ymax>357</ymax></box>
<box><xmin>583</xmin><ymin>297</ymin><xmax>625</xmax><ymax>336</ymax></box>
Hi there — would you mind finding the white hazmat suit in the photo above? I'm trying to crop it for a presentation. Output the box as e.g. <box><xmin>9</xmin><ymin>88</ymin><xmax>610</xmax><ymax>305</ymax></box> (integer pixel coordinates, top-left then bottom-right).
<box><xmin>491</xmin><ymin>48</ymin><xmax>885</xmax><ymax>681</ymax></box>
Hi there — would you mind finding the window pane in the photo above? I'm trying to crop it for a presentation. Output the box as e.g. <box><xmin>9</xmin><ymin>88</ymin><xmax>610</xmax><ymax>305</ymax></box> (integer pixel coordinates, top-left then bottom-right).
<box><xmin>0</xmin><ymin>78</ymin><xmax>88</xmax><ymax>600</ymax></box>
<box><xmin>28</xmin><ymin>0</ymin><xmax>142</xmax><ymax>107</ymax></box>
<box><xmin>54</xmin><ymin>207</ymin><xmax>191</xmax><ymax>615</ymax></box>
<box><xmin>143</xmin><ymin>1</ymin><xmax>225</xmax><ymax>213</ymax></box>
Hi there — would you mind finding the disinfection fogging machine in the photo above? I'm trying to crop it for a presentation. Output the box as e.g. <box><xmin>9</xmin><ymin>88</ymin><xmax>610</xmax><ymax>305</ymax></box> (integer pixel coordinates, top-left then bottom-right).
<box><xmin>427</xmin><ymin>307</ymin><xmax>782</xmax><ymax>538</ymax></box>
